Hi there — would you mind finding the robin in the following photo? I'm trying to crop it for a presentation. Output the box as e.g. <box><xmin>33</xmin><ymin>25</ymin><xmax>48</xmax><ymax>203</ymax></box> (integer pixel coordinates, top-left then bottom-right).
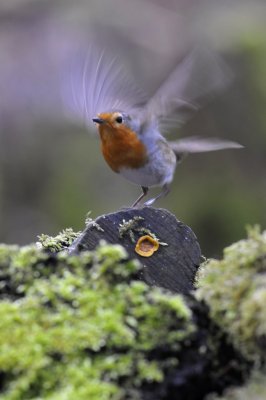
<box><xmin>92</xmin><ymin>112</ymin><xmax>242</xmax><ymax>207</ymax></box>
<box><xmin>69</xmin><ymin>47</ymin><xmax>243</xmax><ymax>207</ymax></box>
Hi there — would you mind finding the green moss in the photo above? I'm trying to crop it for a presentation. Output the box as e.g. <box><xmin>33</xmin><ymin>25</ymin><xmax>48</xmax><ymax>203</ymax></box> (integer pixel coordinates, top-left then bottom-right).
<box><xmin>196</xmin><ymin>226</ymin><xmax>266</xmax><ymax>362</ymax></box>
<box><xmin>210</xmin><ymin>370</ymin><xmax>266</xmax><ymax>400</ymax></box>
<box><xmin>0</xmin><ymin>238</ymin><xmax>194</xmax><ymax>400</ymax></box>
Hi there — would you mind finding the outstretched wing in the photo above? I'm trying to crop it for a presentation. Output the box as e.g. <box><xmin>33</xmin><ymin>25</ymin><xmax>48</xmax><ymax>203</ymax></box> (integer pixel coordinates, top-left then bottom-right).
<box><xmin>142</xmin><ymin>47</ymin><xmax>232</xmax><ymax>133</ymax></box>
<box><xmin>62</xmin><ymin>45</ymin><xmax>146</xmax><ymax>130</ymax></box>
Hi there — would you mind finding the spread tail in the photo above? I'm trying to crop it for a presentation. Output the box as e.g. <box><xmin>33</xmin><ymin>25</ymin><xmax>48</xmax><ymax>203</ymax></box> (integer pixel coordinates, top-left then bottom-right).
<box><xmin>169</xmin><ymin>137</ymin><xmax>243</xmax><ymax>161</ymax></box>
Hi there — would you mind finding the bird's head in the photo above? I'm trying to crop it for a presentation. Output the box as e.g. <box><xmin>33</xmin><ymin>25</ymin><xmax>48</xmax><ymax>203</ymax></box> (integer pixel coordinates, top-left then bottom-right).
<box><xmin>92</xmin><ymin>111</ymin><xmax>142</xmax><ymax>141</ymax></box>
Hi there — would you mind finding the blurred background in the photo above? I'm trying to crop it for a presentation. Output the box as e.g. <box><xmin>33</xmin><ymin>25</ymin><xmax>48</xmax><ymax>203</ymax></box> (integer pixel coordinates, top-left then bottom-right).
<box><xmin>0</xmin><ymin>0</ymin><xmax>265</xmax><ymax>257</ymax></box>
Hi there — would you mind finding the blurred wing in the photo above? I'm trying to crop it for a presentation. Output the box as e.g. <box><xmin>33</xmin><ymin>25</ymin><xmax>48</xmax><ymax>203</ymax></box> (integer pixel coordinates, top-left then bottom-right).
<box><xmin>170</xmin><ymin>136</ymin><xmax>243</xmax><ymax>156</ymax></box>
<box><xmin>62</xmin><ymin>45</ymin><xmax>146</xmax><ymax>130</ymax></box>
<box><xmin>143</xmin><ymin>47</ymin><xmax>232</xmax><ymax>133</ymax></box>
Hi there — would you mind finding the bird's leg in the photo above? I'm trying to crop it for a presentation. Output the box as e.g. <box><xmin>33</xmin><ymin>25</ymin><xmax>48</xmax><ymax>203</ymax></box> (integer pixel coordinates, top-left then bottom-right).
<box><xmin>144</xmin><ymin>184</ymin><xmax>170</xmax><ymax>207</ymax></box>
<box><xmin>131</xmin><ymin>186</ymin><xmax>149</xmax><ymax>208</ymax></box>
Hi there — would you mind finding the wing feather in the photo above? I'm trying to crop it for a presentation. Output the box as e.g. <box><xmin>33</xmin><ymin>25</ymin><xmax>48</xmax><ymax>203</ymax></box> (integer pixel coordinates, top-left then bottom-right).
<box><xmin>143</xmin><ymin>47</ymin><xmax>232</xmax><ymax>132</ymax></box>
<box><xmin>62</xmin><ymin>46</ymin><xmax>146</xmax><ymax>130</ymax></box>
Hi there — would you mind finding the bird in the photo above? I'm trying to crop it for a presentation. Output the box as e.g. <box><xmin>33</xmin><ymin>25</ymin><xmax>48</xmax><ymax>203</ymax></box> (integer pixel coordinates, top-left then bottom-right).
<box><xmin>65</xmin><ymin>45</ymin><xmax>243</xmax><ymax>207</ymax></box>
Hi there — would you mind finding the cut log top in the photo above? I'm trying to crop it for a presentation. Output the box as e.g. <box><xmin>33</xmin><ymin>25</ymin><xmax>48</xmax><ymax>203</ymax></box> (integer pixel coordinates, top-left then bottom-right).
<box><xmin>69</xmin><ymin>207</ymin><xmax>201</xmax><ymax>294</ymax></box>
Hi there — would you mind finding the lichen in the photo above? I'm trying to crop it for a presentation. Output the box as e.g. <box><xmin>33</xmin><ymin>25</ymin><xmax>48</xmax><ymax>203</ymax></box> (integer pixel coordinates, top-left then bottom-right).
<box><xmin>135</xmin><ymin>235</ymin><xmax>159</xmax><ymax>257</ymax></box>
<box><xmin>196</xmin><ymin>226</ymin><xmax>266</xmax><ymax>362</ymax></box>
<box><xmin>0</xmin><ymin>238</ymin><xmax>194</xmax><ymax>400</ymax></box>
<box><xmin>37</xmin><ymin>228</ymin><xmax>81</xmax><ymax>252</ymax></box>
<box><xmin>85</xmin><ymin>211</ymin><xmax>104</xmax><ymax>232</ymax></box>
<box><xmin>118</xmin><ymin>217</ymin><xmax>168</xmax><ymax>246</ymax></box>
<box><xmin>118</xmin><ymin>216</ymin><xmax>145</xmax><ymax>242</ymax></box>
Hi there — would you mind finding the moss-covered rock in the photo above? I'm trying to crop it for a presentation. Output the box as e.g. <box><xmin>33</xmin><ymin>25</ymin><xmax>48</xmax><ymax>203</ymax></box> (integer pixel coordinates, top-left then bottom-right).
<box><xmin>196</xmin><ymin>226</ymin><xmax>266</xmax><ymax>362</ymax></box>
<box><xmin>0</xmin><ymin>236</ymin><xmax>195</xmax><ymax>400</ymax></box>
<box><xmin>2</xmin><ymin>225</ymin><xmax>264</xmax><ymax>399</ymax></box>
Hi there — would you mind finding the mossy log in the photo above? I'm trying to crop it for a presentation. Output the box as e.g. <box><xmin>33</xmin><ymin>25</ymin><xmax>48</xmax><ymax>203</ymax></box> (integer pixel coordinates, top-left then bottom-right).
<box><xmin>69</xmin><ymin>207</ymin><xmax>201</xmax><ymax>294</ymax></box>
<box><xmin>0</xmin><ymin>217</ymin><xmax>265</xmax><ymax>399</ymax></box>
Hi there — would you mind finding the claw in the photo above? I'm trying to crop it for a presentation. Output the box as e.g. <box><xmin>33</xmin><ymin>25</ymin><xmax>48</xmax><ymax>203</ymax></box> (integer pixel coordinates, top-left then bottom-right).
<box><xmin>144</xmin><ymin>184</ymin><xmax>170</xmax><ymax>207</ymax></box>
<box><xmin>143</xmin><ymin>198</ymin><xmax>155</xmax><ymax>207</ymax></box>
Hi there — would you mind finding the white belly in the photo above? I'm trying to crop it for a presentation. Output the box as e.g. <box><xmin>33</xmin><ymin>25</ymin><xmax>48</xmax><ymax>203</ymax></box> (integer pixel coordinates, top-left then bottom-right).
<box><xmin>120</xmin><ymin>156</ymin><xmax>176</xmax><ymax>187</ymax></box>
<box><xmin>119</xmin><ymin>130</ymin><xmax>177</xmax><ymax>187</ymax></box>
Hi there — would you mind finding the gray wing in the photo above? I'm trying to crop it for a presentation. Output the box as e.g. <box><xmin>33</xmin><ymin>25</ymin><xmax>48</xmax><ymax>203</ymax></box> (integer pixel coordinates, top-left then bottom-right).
<box><xmin>142</xmin><ymin>47</ymin><xmax>232</xmax><ymax>132</ymax></box>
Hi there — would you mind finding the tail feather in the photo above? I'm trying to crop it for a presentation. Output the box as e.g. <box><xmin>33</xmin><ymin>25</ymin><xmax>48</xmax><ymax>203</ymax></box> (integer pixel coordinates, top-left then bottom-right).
<box><xmin>170</xmin><ymin>137</ymin><xmax>243</xmax><ymax>156</ymax></box>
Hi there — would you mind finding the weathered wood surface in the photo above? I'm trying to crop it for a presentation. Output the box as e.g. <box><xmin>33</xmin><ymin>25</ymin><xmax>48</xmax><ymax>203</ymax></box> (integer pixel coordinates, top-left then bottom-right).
<box><xmin>69</xmin><ymin>207</ymin><xmax>201</xmax><ymax>294</ymax></box>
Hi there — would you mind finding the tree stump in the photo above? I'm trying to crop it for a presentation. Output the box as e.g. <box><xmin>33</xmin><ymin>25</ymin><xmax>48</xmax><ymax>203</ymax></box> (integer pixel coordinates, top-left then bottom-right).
<box><xmin>69</xmin><ymin>207</ymin><xmax>201</xmax><ymax>294</ymax></box>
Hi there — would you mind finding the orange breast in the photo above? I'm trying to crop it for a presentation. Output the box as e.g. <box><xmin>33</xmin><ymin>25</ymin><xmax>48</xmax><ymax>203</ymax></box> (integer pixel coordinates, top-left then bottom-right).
<box><xmin>98</xmin><ymin>124</ymin><xmax>148</xmax><ymax>173</ymax></box>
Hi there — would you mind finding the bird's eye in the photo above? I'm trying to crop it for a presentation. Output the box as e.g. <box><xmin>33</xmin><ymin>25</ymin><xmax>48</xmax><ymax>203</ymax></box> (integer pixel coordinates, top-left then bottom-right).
<box><xmin>115</xmin><ymin>116</ymin><xmax>123</xmax><ymax>124</ymax></box>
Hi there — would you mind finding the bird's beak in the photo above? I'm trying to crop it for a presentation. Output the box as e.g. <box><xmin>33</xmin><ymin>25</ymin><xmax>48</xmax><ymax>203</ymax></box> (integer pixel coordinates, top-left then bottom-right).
<box><xmin>92</xmin><ymin>117</ymin><xmax>105</xmax><ymax>124</ymax></box>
